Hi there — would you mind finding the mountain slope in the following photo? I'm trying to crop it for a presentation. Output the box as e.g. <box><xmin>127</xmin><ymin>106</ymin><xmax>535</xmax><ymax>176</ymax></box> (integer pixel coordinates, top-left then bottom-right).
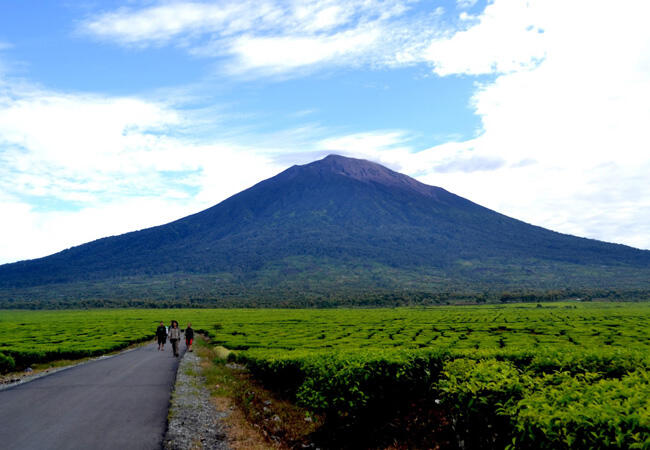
<box><xmin>1</xmin><ymin>155</ymin><xmax>649</xmax><ymax>304</ymax></box>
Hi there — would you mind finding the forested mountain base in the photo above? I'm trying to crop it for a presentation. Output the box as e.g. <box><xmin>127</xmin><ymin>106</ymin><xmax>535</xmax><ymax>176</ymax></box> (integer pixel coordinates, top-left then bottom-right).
<box><xmin>0</xmin><ymin>269</ymin><xmax>649</xmax><ymax>309</ymax></box>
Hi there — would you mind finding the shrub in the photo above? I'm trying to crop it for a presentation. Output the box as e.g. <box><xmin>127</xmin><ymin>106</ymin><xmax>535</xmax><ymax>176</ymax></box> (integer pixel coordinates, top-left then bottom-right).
<box><xmin>0</xmin><ymin>352</ymin><xmax>15</xmax><ymax>373</ymax></box>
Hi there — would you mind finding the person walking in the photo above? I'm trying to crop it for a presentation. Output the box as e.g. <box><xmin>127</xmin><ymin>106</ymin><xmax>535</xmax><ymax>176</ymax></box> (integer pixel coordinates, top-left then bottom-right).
<box><xmin>156</xmin><ymin>321</ymin><xmax>167</xmax><ymax>351</ymax></box>
<box><xmin>185</xmin><ymin>322</ymin><xmax>194</xmax><ymax>352</ymax></box>
<box><xmin>168</xmin><ymin>320</ymin><xmax>181</xmax><ymax>357</ymax></box>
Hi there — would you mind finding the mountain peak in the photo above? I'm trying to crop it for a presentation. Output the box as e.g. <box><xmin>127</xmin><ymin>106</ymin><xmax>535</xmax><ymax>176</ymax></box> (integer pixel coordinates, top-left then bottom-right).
<box><xmin>298</xmin><ymin>154</ymin><xmax>438</xmax><ymax>198</ymax></box>
<box><xmin>311</xmin><ymin>154</ymin><xmax>391</xmax><ymax>178</ymax></box>
<box><xmin>317</xmin><ymin>153</ymin><xmax>386</xmax><ymax>171</ymax></box>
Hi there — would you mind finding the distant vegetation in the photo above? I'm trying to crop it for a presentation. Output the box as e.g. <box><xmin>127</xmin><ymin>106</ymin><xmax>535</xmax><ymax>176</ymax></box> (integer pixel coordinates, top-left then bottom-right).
<box><xmin>0</xmin><ymin>271</ymin><xmax>648</xmax><ymax>309</ymax></box>
<box><xmin>2</xmin><ymin>303</ymin><xmax>649</xmax><ymax>448</ymax></box>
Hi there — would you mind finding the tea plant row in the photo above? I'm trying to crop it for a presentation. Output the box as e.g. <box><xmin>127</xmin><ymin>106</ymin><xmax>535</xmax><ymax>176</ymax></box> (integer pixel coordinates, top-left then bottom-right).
<box><xmin>1</xmin><ymin>303</ymin><xmax>648</xmax><ymax>448</ymax></box>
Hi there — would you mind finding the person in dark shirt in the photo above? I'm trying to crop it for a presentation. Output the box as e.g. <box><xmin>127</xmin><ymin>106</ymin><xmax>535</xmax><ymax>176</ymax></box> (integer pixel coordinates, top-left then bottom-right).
<box><xmin>156</xmin><ymin>321</ymin><xmax>167</xmax><ymax>351</ymax></box>
<box><xmin>185</xmin><ymin>323</ymin><xmax>194</xmax><ymax>352</ymax></box>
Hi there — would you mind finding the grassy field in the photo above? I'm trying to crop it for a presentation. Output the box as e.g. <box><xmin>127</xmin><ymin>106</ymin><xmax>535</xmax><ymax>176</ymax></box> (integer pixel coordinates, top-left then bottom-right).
<box><xmin>1</xmin><ymin>302</ymin><xmax>649</xmax><ymax>448</ymax></box>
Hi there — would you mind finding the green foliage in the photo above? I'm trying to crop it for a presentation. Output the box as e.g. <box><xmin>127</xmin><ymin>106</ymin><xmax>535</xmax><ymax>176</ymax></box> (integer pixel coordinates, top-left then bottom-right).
<box><xmin>438</xmin><ymin>358</ymin><xmax>532</xmax><ymax>448</ymax></box>
<box><xmin>0</xmin><ymin>352</ymin><xmax>15</xmax><ymax>372</ymax></box>
<box><xmin>439</xmin><ymin>358</ymin><xmax>531</xmax><ymax>412</ymax></box>
<box><xmin>240</xmin><ymin>348</ymin><xmax>445</xmax><ymax>415</ymax></box>
<box><xmin>0</xmin><ymin>309</ymin><xmax>158</xmax><ymax>370</ymax></box>
<box><xmin>1</xmin><ymin>303</ymin><xmax>649</xmax><ymax>448</ymax></box>
<box><xmin>436</xmin><ymin>360</ymin><xmax>650</xmax><ymax>449</ymax></box>
<box><xmin>511</xmin><ymin>369</ymin><xmax>650</xmax><ymax>449</ymax></box>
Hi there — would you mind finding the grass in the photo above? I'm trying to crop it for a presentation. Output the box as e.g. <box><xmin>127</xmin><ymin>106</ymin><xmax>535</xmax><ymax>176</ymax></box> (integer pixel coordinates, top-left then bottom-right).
<box><xmin>195</xmin><ymin>336</ymin><xmax>319</xmax><ymax>449</ymax></box>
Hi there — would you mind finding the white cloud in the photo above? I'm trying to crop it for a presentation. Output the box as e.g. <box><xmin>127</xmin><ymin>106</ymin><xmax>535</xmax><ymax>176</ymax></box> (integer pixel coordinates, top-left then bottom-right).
<box><xmin>82</xmin><ymin>2</ymin><xmax>271</xmax><ymax>45</ymax></box>
<box><xmin>82</xmin><ymin>0</ymin><xmax>410</xmax><ymax>44</ymax></box>
<box><xmin>0</xmin><ymin>91</ymin><xmax>179</xmax><ymax>170</ymax></box>
<box><xmin>0</xmin><ymin>86</ymin><xmax>188</xmax><ymax>208</ymax></box>
<box><xmin>0</xmin><ymin>148</ymin><xmax>281</xmax><ymax>265</ymax></box>
<box><xmin>424</xmin><ymin>0</ymin><xmax>546</xmax><ymax>75</ymax></box>
<box><xmin>0</xmin><ymin>82</ymin><xmax>284</xmax><ymax>264</ymax></box>
<box><xmin>81</xmin><ymin>0</ymin><xmax>440</xmax><ymax>76</ymax></box>
<box><xmin>0</xmin><ymin>196</ymin><xmax>192</xmax><ymax>264</ymax></box>
<box><xmin>431</xmin><ymin>0</ymin><xmax>650</xmax><ymax>250</ymax></box>
<box><xmin>224</xmin><ymin>26</ymin><xmax>381</xmax><ymax>74</ymax></box>
<box><xmin>318</xmin><ymin>130</ymin><xmax>411</xmax><ymax>156</ymax></box>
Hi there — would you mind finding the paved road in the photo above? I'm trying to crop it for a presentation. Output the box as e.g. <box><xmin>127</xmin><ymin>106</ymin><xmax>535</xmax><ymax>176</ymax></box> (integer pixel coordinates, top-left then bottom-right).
<box><xmin>0</xmin><ymin>342</ymin><xmax>184</xmax><ymax>450</ymax></box>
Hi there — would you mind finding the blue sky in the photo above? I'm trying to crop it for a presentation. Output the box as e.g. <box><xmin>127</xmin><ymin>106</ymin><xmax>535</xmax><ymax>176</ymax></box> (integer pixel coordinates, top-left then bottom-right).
<box><xmin>1</xmin><ymin>0</ymin><xmax>649</xmax><ymax>264</ymax></box>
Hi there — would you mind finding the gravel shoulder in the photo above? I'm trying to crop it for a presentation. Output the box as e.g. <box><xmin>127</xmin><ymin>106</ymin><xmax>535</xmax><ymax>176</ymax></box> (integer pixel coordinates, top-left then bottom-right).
<box><xmin>165</xmin><ymin>349</ymin><xmax>231</xmax><ymax>450</ymax></box>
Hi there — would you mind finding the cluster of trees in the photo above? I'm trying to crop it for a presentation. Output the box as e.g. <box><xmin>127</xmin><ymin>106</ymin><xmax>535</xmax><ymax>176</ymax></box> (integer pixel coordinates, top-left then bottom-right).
<box><xmin>1</xmin><ymin>286</ymin><xmax>648</xmax><ymax>309</ymax></box>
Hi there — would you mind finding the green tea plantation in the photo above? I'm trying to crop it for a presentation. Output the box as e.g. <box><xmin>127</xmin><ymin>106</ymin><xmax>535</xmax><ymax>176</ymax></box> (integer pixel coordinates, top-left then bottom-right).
<box><xmin>1</xmin><ymin>302</ymin><xmax>649</xmax><ymax>448</ymax></box>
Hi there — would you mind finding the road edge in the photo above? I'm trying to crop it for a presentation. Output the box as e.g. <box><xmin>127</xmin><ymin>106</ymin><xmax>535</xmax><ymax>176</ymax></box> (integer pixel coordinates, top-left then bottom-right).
<box><xmin>0</xmin><ymin>341</ymin><xmax>151</xmax><ymax>392</ymax></box>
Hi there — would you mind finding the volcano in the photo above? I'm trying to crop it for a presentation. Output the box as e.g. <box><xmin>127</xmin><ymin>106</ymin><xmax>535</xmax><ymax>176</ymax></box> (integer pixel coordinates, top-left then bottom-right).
<box><xmin>1</xmin><ymin>155</ymin><xmax>649</xmax><ymax>305</ymax></box>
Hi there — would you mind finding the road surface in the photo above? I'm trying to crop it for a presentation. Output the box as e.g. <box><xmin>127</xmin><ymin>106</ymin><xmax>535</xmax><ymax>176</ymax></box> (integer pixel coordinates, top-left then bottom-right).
<box><xmin>0</xmin><ymin>342</ymin><xmax>184</xmax><ymax>450</ymax></box>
